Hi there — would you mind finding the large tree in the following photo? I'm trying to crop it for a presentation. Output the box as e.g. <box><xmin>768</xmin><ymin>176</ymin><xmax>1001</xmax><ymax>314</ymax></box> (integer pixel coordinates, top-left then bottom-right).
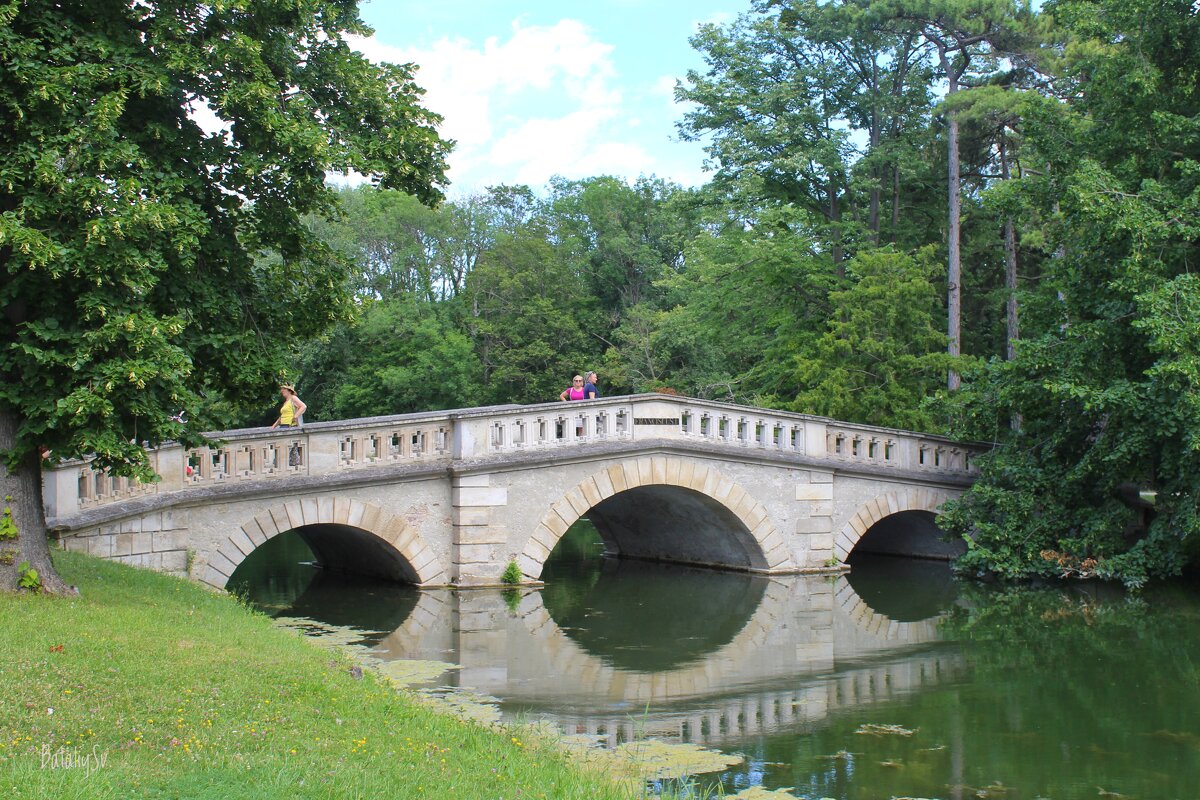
<box><xmin>342</xmin><ymin>303</ymin><xmax>480</xmax><ymax>417</ymax></box>
<box><xmin>548</xmin><ymin>176</ymin><xmax>696</xmax><ymax>325</ymax></box>
<box><xmin>881</xmin><ymin>0</ymin><xmax>1032</xmax><ymax>388</ymax></box>
<box><xmin>466</xmin><ymin>225</ymin><xmax>602</xmax><ymax>405</ymax></box>
<box><xmin>678</xmin><ymin>0</ymin><xmax>938</xmax><ymax>269</ymax></box>
<box><xmin>938</xmin><ymin>0</ymin><xmax>1200</xmax><ymax>587</ymax></box>
<box><xmin>0</xmin><ymin>0</ymin><xmax>450</xmax><ymax>592</ymax></box>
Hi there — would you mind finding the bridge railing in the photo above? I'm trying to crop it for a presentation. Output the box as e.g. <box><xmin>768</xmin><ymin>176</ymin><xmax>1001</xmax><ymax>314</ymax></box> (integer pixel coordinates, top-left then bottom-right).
<box><xmin>42</xmin><ymin>394</ymin><xmax>982</xmax><ymax>521</ymax></box>
<box><xmin>44</xmin><ymin>409</ymin><xmax>461</xmax><ymax>521</ymax></box>
<box><xmin>454</xmin><ymin>398</ymin><xmax>638</xmax><ymax>457</ymax></box>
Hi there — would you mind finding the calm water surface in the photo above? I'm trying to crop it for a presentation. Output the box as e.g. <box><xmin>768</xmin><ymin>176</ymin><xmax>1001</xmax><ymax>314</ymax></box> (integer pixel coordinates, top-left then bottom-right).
<box><xmin>232</xmin><ymin>526</ymin><xmax>1200</xmax><ymax>799</ymax></box>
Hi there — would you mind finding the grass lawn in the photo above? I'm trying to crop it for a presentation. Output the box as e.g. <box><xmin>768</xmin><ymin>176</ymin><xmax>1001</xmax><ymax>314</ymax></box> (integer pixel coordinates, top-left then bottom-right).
<box><xmin>0</xmin><ymin>550</ymin><xmax>637</xmax><ymax>799</ymax></box>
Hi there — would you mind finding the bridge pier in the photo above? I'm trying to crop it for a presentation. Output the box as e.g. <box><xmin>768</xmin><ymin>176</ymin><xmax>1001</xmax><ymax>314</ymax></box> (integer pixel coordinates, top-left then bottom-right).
<box><xmin>452</xmin><ymin>472</ymin><xmax>512</xmax><ymax>586</ymax></box>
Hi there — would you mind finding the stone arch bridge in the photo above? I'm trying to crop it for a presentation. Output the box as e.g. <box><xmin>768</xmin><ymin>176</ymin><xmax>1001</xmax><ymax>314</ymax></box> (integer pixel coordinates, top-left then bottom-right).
<box><xmin>43</xmin><ymin>394</ymin><xmax>982</xmax><ymax>589</ymax></box>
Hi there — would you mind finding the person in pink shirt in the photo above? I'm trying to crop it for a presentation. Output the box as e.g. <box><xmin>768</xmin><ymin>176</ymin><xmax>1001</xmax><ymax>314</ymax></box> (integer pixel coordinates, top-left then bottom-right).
<box><xmin>559</xmin><ymin>375</ymin><xmax>586</xmax><ymax>402</ymax></box>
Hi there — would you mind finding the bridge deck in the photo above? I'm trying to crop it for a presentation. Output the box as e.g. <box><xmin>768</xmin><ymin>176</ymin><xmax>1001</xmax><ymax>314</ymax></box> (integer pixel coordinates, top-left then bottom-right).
<box><xmin>44</xmin><ymin>394</ymin><xmax>981</xmax><ymax>527</ymax></box>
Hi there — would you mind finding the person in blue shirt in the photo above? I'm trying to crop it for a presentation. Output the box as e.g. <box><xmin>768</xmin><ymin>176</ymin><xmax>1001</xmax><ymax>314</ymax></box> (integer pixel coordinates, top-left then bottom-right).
<box><xmin>583</xmin><ymin>371</ymin><xmax>599</xmax><ymax>400</ymax></box>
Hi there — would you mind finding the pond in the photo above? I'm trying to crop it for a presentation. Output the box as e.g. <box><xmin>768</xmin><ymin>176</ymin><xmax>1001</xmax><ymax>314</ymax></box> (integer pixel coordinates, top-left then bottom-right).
<box><xmin>230</xmin><ymin>522</ymin><xmax>1200</xmax><ymax>799</ymax></box>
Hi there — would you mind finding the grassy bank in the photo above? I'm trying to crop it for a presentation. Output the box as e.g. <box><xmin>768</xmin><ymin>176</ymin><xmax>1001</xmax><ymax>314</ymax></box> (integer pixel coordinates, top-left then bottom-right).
<box><xmin>0</xmin><ymin>550</ymin><xmax>634</xmax><ymax>799</ymax></box>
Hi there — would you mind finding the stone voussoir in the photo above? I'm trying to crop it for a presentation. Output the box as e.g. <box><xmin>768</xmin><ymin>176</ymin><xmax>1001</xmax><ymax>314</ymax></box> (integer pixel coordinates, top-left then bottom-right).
<box><xmin>268</xmin><ymin>505</ymin><xmax>292</xmax><ymax>536</ymax></box>
<box><xmin>254</xmin><ymin>512</ymin><xmax>280</xmax><ymax>539</ymax></box>
<box><xmin>228</xmin><ymin>529</ymin><xmax>255</xmax><ymax>557</ymax></box>
<box><xmin>300</xmin><ymin>497</ymin><xmax>319</xmax><ymax>526</ymax></box>
<box><xmin>607</xmin><ymin>464</ymin><xmax>628</xmax><ymax>493</ymax></box>
<box><xmin>579</xmin><ymin>477</ymin><xmax>603</xmax><ymax>508</ymax></box>
<box><xmin>347</xmin><ymin>500</ymin><xmax>366</xmax><ymax>528</ymax></box>
<box><xmin>284</xmin><ymin>500</ymin><xmax>305</xmax><ymax>530</ymax></box>
<box><xmin>592</xmin><ymin>468</ymin><xmax>615</xmax><ymax>500</ymax></box>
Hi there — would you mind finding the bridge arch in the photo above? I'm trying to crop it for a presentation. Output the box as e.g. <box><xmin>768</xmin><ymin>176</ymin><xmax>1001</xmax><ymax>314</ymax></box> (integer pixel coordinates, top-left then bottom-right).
<box><xmin>516</xmin><ymin>456</ymin><xmax>790</xmax><ymax>580</ymax></box>
<box><xmin>201</xmin><ymin>497</ymin><xmax>446</xmax><ymax>590</ymax></box>
<box><xmin>833</xmin><ymin>488</ymin><xmax>956</xmax><ymax>564</ymax></box>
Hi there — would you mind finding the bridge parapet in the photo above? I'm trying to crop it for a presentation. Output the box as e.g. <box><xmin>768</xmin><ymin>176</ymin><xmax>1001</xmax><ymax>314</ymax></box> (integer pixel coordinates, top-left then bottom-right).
<box><xmin>43</xmin><ymin>394</ymin><xmax>982</xmax><ymax>523</ymax></box>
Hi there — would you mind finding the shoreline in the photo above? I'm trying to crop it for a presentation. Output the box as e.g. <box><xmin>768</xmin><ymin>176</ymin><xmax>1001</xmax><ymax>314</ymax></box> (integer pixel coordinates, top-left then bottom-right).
<box><xmin>0</xmin><ymin>550</ymin><xmax>634</xmax><ymax>799</ymax></box>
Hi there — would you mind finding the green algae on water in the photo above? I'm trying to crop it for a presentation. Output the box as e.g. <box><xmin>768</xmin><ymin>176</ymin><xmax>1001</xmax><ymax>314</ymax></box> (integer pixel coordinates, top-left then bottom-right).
<box><xmin>729</xmin><ymin>787</ymin><xmax>813</xmax><ymax>799</ymax></box>
<box><xmin>375</xmin><ymin>658</ymin><xmax>460</xmax><ymax>688</ymax></box>
<box><xmin>415</xmin><ymin>687</ymin><xmax>503</xmax><ymax>726</ymax></box>
<box><xmin>272</xmin><ymin>616</ymin><xmax>382</xmax><ymax>649</ymax></box>
<box><xmin>559</xmin><ymin>737</ymin><xmax>744</xmax><ymax>781</ymax></box>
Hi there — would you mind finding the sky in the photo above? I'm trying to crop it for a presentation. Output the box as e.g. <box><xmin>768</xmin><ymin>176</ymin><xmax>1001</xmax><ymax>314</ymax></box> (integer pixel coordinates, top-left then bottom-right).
<box><xmin>351</xmin><ymin>1</ymin><xmax>747</xmax><ymax>197</ymax></box>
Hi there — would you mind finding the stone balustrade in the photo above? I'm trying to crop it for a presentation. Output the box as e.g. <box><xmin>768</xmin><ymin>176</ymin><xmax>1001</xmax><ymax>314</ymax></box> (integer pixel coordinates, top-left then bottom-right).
<box><xmin>43</xmin><ymin>394</ymin><xmax>982</xmax><ymax>522</ymax></box>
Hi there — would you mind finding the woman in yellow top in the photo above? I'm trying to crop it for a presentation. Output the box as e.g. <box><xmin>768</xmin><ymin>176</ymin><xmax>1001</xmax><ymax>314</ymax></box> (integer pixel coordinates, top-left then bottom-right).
<box><xmin>271</xmin><ymin>384</ymin><xmax>307</xmax><ymax>428</ymax></box>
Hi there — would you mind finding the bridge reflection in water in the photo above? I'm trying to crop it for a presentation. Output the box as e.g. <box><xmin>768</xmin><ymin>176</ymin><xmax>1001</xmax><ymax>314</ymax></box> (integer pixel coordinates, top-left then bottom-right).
<box><xmin>241</xmin><ymin>542</ymin><xmax>963</xmax><ymax>750</ymax></box>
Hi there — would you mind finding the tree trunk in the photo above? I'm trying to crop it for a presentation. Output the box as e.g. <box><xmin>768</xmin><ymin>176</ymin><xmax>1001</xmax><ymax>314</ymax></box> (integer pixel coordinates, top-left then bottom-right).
<box><xmin>1000</xmin><ymin>138</ymin><xmax>1020</xmax><ymax>361</ymax></box>
<box><xmin>868</xmin><ymin>67</ymin><xmax>881</xmax><ymax>244</ymax></box>
<box><xmin>946</xmin><ymin>112</ymin><xmax>962</xmax><ymax>390</ymax></box>
<box><xmin>891</xmin><ymin>163</ymin><xmax>901</xmax><ymax>243</ymax></box>
<box><xmin>1001</xmin><ymin>139</ymin><xmax>1023</xmax><ymax>432</ymax></box>
<box><xmin>0</xmin><ymin>409</ymin><xmax>71</xmax><ymax>593</ymax></box>
<box><xmin>940</xmin><ymin>45</ymin><xmax>964</xmax><ymax>392</ymax></box>
<box><xmin>829</xmin><ymin>179</ymin><xmax>844</xmax><ymax>277</ymax></box>
<box><xmin>1003</xmin><ymin>222</ymin><xmax>1020</xmax><ymax>346</ymax></box>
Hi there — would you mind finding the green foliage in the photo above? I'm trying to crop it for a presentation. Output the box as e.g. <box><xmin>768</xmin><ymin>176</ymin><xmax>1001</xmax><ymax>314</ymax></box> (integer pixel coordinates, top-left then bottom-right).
<box><xmin>306</xmin><ymin>187</ymin><xmax>501</xmax><ymax>303</ymax></box>
<box><xmin>678</xmin><ymin>0</ymin><xmax>943</xmax><ymax>255</ymax></box>
<box><xmin>0</xmin><ymin>0</ymin><xmax>449</xmax><ymax>478</ymax></box>
<box><xmin>467</xmin><ymin>227</ymin><xmax>603</xmax><ymax>405</ymax></box>
<box><xmin>549</xmin><ymin>176</ymin><xmax>697</xmax><ymax>322</ymax></box>
<box><xmin>501</xmin><ymin>560</ymin><xmax>523</xmax><ymax>586</ymax></box>
<box><xmin>937</xmin><ymin>0</ymin><xmax>1200</xmax><ymax>586</ymax></box>
<box><xmin>789</xmin><ymin>248</ymin><xmax>959</xmax><ymax>429</ymax></box>
<box><xmin>641</xmin><ymin>203</ymin><xmax>839</xmax><ymax>401</ymax></box>
<box><xmin>0</xmin><ymin>498</ymin><xmax>17</xmax><ymax>541</ymax></box>
<box><xmin>326</xmin><ymin>297</ymin><xmax>484</xmax><ymax>417</ymax></box>
<box><xmin>16</xmin><ymin>560</ymin><xmax>40</xmax><ymax>592</ymax></box>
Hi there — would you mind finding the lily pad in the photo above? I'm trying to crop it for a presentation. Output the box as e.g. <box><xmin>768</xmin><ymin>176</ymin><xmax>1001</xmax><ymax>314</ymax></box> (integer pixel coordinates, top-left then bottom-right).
<box><xmin>855</xmin><ymin>723</ymin><xmax>917</xmax><ymax>737</ymax></box>
<box><xmin>729</xmin><ymin>787</ymin><xmax>806</xmax><ymax>799</ymax></box>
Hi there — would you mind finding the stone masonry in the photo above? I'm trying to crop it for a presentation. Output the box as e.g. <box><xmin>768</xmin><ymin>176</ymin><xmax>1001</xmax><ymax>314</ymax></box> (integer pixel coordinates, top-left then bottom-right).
<box><xmin>43</xmin><ymin>394</ymin><xmax>981</xmax><ymax>589</ymax></box>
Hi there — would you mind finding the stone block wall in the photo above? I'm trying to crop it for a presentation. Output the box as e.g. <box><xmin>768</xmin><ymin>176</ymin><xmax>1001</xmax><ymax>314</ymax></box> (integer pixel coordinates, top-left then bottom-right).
<box><xmin>57</xmin><ymin>509</ymin><xmax>192</xmax><ymax>576</ymax></box>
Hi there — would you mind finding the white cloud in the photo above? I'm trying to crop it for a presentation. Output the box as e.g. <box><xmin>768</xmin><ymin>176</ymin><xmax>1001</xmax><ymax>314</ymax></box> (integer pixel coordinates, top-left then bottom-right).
<box><xmin>491</xmin><ymin>110</ymin><xmax>659</xmax><ymax>185</ymax></box>
<box><xmin>347</xmin><ymin>20</ymin><xmax>655</xmax><ymax>193</ymax></box>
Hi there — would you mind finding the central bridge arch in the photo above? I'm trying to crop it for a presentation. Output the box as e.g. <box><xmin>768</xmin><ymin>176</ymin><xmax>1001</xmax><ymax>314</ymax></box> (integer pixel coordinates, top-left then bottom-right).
<box><xmin>202</xmin><ymin>497</ymin><xmax>447</xmax><ymax>589</ymax></box>
<box><xmin>516</xmin><ymin>456</ymin><xmax>792</xmax><ymax>581</ymax></box>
